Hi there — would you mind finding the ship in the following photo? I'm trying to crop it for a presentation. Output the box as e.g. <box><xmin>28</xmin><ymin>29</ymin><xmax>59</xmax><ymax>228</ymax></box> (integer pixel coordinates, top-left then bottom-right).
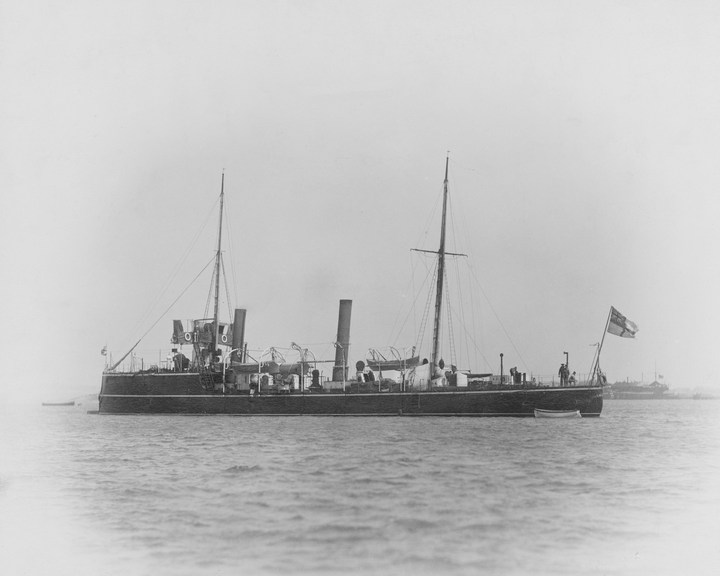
<box><xmin>606</xmin><ymin>380</ymin><xmax>669</xmax><ymax>399</ymax></box>
<box><xmin>99</xmin><ymin>159</ymin><xmax>603</xmax><ymax>416</ymax></box>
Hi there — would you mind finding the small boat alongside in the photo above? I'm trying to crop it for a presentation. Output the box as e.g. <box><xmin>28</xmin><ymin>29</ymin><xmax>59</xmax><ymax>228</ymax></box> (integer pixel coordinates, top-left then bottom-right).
<box><xmin>534</xmin><ymin>409</ymin><xmax>581</xmax><ymax>418</ymax></box>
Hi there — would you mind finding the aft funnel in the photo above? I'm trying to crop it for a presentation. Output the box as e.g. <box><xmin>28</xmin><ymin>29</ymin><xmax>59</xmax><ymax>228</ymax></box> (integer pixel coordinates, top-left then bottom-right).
<box><xmin>332</xmin><ymin>299</ymin><xmax>352</xmax><ymax>382</ymax></box>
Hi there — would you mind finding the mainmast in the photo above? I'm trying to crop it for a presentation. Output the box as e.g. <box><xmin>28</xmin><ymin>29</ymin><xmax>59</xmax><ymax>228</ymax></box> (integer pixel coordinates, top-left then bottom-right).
<box><xmin>431</xmin><ymin>154</ymin><xmax>450</xmax><ymax>377</ymax></box>
<box><xmin>212</xmin><ymin>173</ymin><xmax>225</xmax><ymax>353</ymax></box>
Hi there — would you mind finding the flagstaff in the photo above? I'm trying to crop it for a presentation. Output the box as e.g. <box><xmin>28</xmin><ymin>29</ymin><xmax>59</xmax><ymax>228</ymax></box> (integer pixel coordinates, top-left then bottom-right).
<box><xmin>589</xmin><ymin>306</ymin><xmax>639</xmax><ymax>385</ymax></box>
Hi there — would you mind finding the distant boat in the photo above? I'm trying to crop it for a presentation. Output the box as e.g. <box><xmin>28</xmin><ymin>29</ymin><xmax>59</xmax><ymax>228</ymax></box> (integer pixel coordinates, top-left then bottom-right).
<box><xmin>41</xmin><ymin>401</ymin><xmax>75</xmax><ymax>407</ymax></box>
<box><xmin>534</xmin><ymin>408</ymin><xmax>581</xmax><ymax>418</ymax></box>
<box><xmin>608</xmin><ymin>380</ymin><xmax>669</xmax><ymax>399</ymax></box>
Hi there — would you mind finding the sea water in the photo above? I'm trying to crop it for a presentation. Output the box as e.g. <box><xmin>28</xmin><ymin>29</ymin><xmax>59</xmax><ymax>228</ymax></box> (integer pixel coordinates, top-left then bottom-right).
<box><xmin>1</xmin><ymin>400</ymin><xmax>718</xmax><ymax>576</ymax></box>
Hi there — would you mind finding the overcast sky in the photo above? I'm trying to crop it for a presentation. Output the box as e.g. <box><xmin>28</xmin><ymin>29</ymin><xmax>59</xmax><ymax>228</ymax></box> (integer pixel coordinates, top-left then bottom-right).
<box><xmin>2</xmin><ymin>1</ymin><xmax>719</xmax><ymax>403</ymax></box>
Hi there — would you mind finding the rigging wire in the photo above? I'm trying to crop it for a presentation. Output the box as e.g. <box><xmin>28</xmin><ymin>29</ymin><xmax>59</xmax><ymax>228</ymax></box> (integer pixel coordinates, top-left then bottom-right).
<box><xmin>445</xmin><ymin>191</ymin><xmax>464</xmax><ymax>369</ymax></box>
<box><xmin>451</xmin><ymin>254</ymin><xmax>472</xmax><ymax>370</ymax></box>
<box><xmin>455</xmin><ymin>165</ymin><xmax>482</xmax><ymax>369</ymax></box>
<box><xmin>385</xmin><ymin>257</ymin><xmax>418</xmax><ymax>350</ymax></box>
<box><xmin>387</xmin><ymin>176</ymin><xmax>453</xmax><ymax>359</ymax></box>
<box><xmin>388</xmin><ymin>248</ymin><xmax>436</xmax><ymax>355</ymax></box>
<box><xmin>464</xmin><ymin>259</ymin><xmax>529</xmax><ymax>374</ymax></box>
<box><xmin>446</xmin><ymin>160</ymin><xmax>529</xmax><ymax>373</ymax></box>
<box><xmin>446</xmin><ymin>168</ymin><xmax>475</xmax><ymax>371</ymax></box>
<box><xmin>449</xmin><ymin>157</ymin><xmax>487</xmax><ymax>179</ymax></box>
<box><xmin>119</xmin><ymin>196</ymin><xmax>221</xmax><ymax>351</ymax></box>
<box><xmin>387</xmin><ymin>249</ymin><xmax>433</xmax><ymax>352</ymax></box>
<box><xmin>415</xmin><ymin>264</ymin><xmax>437</xmax><ymax>356</ymax></box>
<box><xmin>413</xmin><ymin>183</ymin><xmax>444</xmax><ymax>253</ymax></box>
<box><xmin>198</xmin><ymin>187</ymin><xmax>238</xmax><ymax>326</ymax></box>
<box><xmin>443</xmin><ymin>265</ymin><xmax>456</xmax><ymax>368</ymax></box>
<box><xmin>221</xmin><ymin>257</ymin><xmax>234</xmax><ymax>320</ymax></box>
<box><xmin>449</xmin><ymin>158</ymin><xmax>487</xmax><ymax>369</ymax></box>
<box><xmin>411</xmin><ymin>251</ymin><xmax>417</xmax><ymax>342</ymax></box>
<box><xmin>399</xmin><ymin>159</ymin><xmax>528</xmax><ymax>374</ymax></box>
<box><xmin>223</xmin><ymin>192</ymin><xmax>240</xmax><ymax>308</ymax></box>
<box><xmin>447</xmin><ymin>302</ymin><xmax>493</xmax><ymax>371</ymax></box>
<box><xmin>203</xmin><ymin>265</ymin><xmax>215</xmax><ymax>320</ymax></box>
<box><xmin>123</xmin><ymin>256</ymin><xmax>217</xmax><ymax>352</ymax></box>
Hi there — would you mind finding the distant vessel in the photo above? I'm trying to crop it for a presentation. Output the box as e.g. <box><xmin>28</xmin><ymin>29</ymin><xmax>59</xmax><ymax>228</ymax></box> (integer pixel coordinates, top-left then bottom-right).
<box><xmin>99</xmin><ymin>160</ymin><xmax>603</xmax><ymax>416</ymax></box>
<box><xmin>607</xmin><ymin>380</ymin><xmax>669</xmax><ymax>399</ymax></box>
<box><xmin>42</xmin><ymin>401</ymin><xmax>75</xmax><ymax>407</ymax></box>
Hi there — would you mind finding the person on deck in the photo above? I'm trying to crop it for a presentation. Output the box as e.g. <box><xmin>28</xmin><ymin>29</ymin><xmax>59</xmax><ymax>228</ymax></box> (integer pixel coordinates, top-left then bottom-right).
<box><xmin>569</xmin><ymin>371</ymin><xmax>577</xmax><ymax>386</ymax></box>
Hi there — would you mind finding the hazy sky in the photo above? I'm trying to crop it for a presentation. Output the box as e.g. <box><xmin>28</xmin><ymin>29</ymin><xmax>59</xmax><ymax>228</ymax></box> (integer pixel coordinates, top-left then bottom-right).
<box><xmin>2</xmin><ymin>1</ymin><xmax>719</xmax><ymax>403</ymax></box>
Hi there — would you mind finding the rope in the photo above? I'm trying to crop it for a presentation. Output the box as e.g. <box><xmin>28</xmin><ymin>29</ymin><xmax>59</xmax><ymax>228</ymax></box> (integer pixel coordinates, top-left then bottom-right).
<box><xmin>223</xmin><ymin>193</ymin><xmax>240</xmax><ymax>307</ymax></box>
<box><xmin>387</xmin><ymin>252</ymin><xmax>422</xmax><ymax>349</ymax></box>
<box><xmin>464</xmin><ymin>263</ymin><xmax>529</xmax><ymax>374</ymax></box>
<box><xmin>444</xmin><ymin>266</ymin><xmax>457</xmax><ymax>368</ymax></box>
<box><xmin>415</xmin><ymin>265</ymin><xmax>437</xmax><ymax>355</ymax></box>
<box><xmin>446</xmin><ymin>160</ymin><xmax>527</xmax><ymax>373</ymax></box>
<box><xmin>221</xmin><ymin>256</ymin><xmax>234</xmax><ymax>320</ymax></box>
<box><xmin>203</xmin><ymin>265</ymin><xmax>215</xmax><ymax>320</ymax></box>
<box><xmin>448</xmin><ymin>304</ymin><xmax>493</xmax><ymax>371</ymax></box>
<box><xmin>120</xmin><ymin>197</ymin><xmax>220</xmax><ymax>351</ymax></box>
<box><xmin>115</xmin><ymin>256</ymin><xmax>216</xmax><ymax>360</ymax></box>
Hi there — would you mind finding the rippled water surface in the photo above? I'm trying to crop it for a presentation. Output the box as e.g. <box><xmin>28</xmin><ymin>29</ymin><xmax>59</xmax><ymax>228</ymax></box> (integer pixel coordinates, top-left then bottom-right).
<box><xmin>1</xmin><ymin>400</ymin><xmax>719</xmax><ymax>575</ymax></box>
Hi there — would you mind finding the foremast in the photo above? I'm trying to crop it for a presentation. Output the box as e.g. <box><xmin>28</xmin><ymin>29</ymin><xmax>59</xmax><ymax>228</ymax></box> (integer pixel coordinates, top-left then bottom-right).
<box><xmin>212</xmin><ymin>173</ymin><xmax>225</xmax><ymax>354</ymax></box>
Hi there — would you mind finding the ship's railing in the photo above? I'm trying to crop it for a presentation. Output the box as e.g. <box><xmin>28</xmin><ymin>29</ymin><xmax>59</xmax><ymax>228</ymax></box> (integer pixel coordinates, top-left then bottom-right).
<box><xmin>461</xmin><ymin>374</ymin><xmax>597</xmax><ymax>388</ymax></box>
<box><xmin>103</xmin><ymin>348</ymin><xmax>209</xmax><ymax>374</ymax></box>
<box><xmin>103</xmin><ymin>347</ymin><xmax>336</xmax><ymax>378</ymax></box>
<box><xmin>103</xmin><ymin>350</ymin><xmax>600</xmax><ymax>387</ymax></box>
<box><xmin>531</xmin><ymin>373</ymin><xmax>594</xmax><ymax>386</ymax></box>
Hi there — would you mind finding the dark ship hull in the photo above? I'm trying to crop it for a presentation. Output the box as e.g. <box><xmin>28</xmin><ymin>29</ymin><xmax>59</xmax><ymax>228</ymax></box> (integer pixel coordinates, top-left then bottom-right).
<box><xmin>99</xmin><ymin>373</ymin><xmax>603</xmax><ymax>416</ymax></box>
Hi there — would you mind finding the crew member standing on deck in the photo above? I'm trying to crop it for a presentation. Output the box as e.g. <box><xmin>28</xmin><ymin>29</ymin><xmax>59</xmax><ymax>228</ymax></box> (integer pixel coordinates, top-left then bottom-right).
<box><xmin>558</xmin><ymin>363</ymin><xmax>566</xmax><ymax>386</ymax></box>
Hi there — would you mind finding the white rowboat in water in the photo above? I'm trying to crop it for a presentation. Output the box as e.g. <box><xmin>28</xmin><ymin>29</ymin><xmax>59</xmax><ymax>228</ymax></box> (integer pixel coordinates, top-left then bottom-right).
<box><xmin>534</xmin><ymin>409</ymin><xmax>582</xmax><ymax>418</ymax></box>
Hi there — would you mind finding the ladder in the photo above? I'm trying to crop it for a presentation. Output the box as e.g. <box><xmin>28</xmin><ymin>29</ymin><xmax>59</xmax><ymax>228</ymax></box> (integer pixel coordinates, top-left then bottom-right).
<box><xmin>193</xmin><ymin>341</ymin><xmax>216</xmax><ymax>392</ymax></box>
